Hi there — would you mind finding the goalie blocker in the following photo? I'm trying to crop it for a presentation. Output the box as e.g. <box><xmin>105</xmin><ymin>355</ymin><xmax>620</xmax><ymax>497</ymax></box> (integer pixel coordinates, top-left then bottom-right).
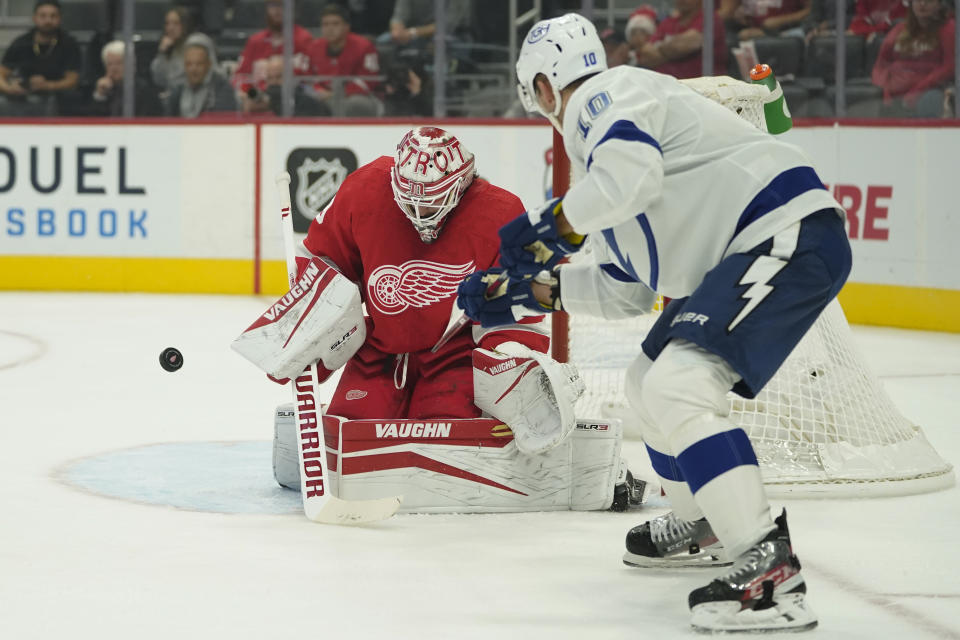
<box><xmin>273</xmin><ymin>408</ymin><xmax>643</xmax><ymax>513</ymax></box>
<box><xmin>231</xmin><ymin>256</ymin><xmax>365</xmax><ymax>382</ymax></box>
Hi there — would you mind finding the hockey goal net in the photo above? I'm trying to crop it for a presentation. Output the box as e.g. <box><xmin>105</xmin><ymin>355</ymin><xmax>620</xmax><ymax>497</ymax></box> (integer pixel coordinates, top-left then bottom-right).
<box><xmin>550</xmin><ymin>76</ymin><xmax>954</xmax><ymax>497</ymax></box>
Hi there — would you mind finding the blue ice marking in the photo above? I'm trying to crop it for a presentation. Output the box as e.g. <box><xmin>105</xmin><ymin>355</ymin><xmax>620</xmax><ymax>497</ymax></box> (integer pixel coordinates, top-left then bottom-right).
<box><xmin>58</xmin><ymin>441</ymin><xmax>302</xmax><ymax>515</ymax></box>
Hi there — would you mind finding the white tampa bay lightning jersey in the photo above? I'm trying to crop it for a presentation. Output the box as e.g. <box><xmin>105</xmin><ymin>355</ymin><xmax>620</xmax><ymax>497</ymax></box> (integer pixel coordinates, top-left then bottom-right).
<box><xmin>559</xmin><ymin>66</ymin><xmax>842</xmax><ymax>304</ymax></box>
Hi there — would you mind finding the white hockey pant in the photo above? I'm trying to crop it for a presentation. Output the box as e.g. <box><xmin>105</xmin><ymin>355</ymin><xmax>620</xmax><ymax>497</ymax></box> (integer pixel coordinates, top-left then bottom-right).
<box><xmin>627</xmin><ymin>339</ymin><xmax>774</xmax><ymax>558</ymax></box>
<box><xmin>273</xmin><ymin>405</ymin><xmax>627</xmax><ymax>513</ymax></box>
<box><xmin>625</xmin><ymin>350</ymin><xmax>703</xmax><ymax>522</ymax></box>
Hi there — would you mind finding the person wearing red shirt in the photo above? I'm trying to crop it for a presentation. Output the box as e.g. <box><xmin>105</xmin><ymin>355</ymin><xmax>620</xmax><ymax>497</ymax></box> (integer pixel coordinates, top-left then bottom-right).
<box><xmin>733</xmin><ymin>0</ymin><xmax>812</xmax><ymax>41</ymax></box>
<box><xmin>308</xmin><ymin>3</ymin><xmax>381</xmax><ymax>116</ymax></box>
<box><xmin>625</xmin><ymin>5</ymin><xmax>658</xmax><ymax>62</ymax></box>
<box><xmin>636</xmin><ymin>0</ymin><xmax>727</xmax><ymax>78</ymax></box>
<box><xmin>871</xmin><ymin>0</ymin><xmax>955</xmax><ymax>116</ymax></box>
<box><xmin>233</xmin><ymin>0</ymin><xmax>313</xmax><ymax>94</ymax></box>
<box><xmin>849</xmin><ymin>0</ymin><xmax>908</xmax><ymax>40</ymax></box>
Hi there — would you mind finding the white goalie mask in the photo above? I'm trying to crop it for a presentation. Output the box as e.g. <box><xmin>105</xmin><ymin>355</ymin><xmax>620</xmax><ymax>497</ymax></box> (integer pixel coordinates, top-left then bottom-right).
<box><xmin>391</xmin><ymin>126</ymin><xmax>477</xmax><ymax>243</ymax></box>
<box><xmin>516</xmin><ymin>13</ymin><xmax>607</xmax><ymax>127</ymax></box>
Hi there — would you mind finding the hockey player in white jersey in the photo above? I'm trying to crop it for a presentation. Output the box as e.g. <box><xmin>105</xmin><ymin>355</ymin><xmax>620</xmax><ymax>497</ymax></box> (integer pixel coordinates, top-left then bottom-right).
<box><xmin>456</xmin><ymin>13</ymin><xmax>852</xmax><ymax>633</ymax></box>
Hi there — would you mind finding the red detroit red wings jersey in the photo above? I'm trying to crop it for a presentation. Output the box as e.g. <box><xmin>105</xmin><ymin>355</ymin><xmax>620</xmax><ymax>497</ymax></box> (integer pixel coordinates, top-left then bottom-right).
<box><xmin>234</xmin><ymin>25</ymin><xmax>314</xmax><ymax>91</ymax></box>
<box><xmin>309</xmin><ymin>33</ymin><xmax>380</xmax><ymax>96</ymax></box>
<box><xmin>302</xmin><ymin>156</ymin><xmax>532</xmax><ymax>356</ymax></box>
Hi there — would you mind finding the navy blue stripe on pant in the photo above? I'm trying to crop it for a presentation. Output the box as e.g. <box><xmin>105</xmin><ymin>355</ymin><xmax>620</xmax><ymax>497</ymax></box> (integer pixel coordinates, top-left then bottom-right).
<box><xmin>646</xmin><ymin>444</ymin><xmax>685</xmax><ymax>482</ymax></box>
<box><xmin>676</xmin><ymin>428</ymin><xmax>759</xmax><ymax>494</ymax></box>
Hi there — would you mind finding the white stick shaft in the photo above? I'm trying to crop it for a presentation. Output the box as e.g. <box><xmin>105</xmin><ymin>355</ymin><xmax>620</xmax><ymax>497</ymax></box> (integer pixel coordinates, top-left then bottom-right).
<box><xmin>274</xmin><ymin>171</ymin><xmax>331</xmax><ymax>520</ymax></box>
<box><xmin>272</xmin><ymin>171</ymin><xmax>401</xmax><ymax>524</ymax></box>
<box><xmin>431</xmin><ymin>312</ymin><xmax>469</xmax><ymax>353</ymax></box>
<box><xmin>275</xmin><ymin>172</ymin><xmax>298</xmax><ymax>288</ymax></box>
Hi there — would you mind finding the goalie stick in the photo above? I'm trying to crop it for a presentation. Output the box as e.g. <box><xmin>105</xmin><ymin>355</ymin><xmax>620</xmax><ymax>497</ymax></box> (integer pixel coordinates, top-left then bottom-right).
<box><xmin>431</xmin><ymin>310</ymin><xmax>469</xmax><ymax>353</ymax></box>
<box><xmin>274</xmin><ymin>172</ymin><xmax>402</xmax><ymax>525</ymax></box>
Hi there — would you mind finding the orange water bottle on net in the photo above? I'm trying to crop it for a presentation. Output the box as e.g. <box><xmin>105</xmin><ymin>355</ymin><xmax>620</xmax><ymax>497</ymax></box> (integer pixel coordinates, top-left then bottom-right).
<box><xmin>750</xmin><ymin>63</ymin><xmax>792</xmax><ymax>134</ymax></box>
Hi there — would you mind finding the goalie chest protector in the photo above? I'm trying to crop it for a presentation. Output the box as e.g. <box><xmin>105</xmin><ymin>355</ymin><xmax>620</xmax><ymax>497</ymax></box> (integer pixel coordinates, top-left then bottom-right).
<box><xmin>302</xmin><ymin>156</ymin><xmax>526</xmax><ymax>355</ymax></box>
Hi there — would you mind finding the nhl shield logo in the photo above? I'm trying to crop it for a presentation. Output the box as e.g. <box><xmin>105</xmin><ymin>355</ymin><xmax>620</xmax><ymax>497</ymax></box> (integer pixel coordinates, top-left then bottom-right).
<box><xmin>296</xmin><ymin>157</ymin><xmax>348</xmax><ymax>218</ymax></box>
<box><xmin>286</xmin><ymin>148</ymin><xmax>358</xmax><ymax>232</ymax></box>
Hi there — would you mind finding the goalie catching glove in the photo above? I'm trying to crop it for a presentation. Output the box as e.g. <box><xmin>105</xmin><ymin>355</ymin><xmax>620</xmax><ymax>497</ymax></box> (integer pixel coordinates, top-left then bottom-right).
<box><xmin>498</xmin><ymin>197</ymin><xmax>585</xmax><ymax>278</ymax></box>
<box><xmin>473</xmin><ymin>342</ymin><xmax>585</xmax><ymax>455</ymax></box>
<box><xmin>231</xmin><ymin>256</ymin><xmax>366</xmax><ymax>381</ymax></box>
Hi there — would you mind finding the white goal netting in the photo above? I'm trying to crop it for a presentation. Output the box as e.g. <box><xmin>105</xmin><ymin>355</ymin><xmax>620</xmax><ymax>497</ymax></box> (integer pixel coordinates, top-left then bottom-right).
<box><xmin>554</xmin><ymin>75</ymin><xmax>954</xmax><ymax>497</ymax></box>
<box><xmin>564</xmin><ymin>296</ymin><xmax>955</xmax><ymax>497</ymax></box>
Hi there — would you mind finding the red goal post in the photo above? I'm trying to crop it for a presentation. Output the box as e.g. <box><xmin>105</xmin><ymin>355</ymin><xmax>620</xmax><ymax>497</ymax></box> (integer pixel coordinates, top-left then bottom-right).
<box><xmin>551</xmin><ymin>128</ymin><xmax>572</xmax><ymax>365</ymax></box>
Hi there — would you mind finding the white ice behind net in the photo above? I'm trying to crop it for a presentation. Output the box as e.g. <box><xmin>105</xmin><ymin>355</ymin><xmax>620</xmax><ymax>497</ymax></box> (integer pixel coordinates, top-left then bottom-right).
<box><xmin>562</xmin><ymin>75</ymin><xmax>954</xmax><ymax>497</ymax></box>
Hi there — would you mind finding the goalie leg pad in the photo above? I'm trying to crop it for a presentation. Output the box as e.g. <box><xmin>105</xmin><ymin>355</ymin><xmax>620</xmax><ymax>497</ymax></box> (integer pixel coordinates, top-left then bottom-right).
<box><xmin>232</xmin><ymin>256</ymin><xmax>366</xmax><ymax>381</ymax></box>
<box><xmin>472</xmin><ymin>344</ymin><xmax>585</xmax><ymax>455</ymax></box>
<box><xmin>273</xmin><ymin>402</ymin><xmax>342</xmax><ymax>497</ymax></box>
<box><xmin>273</xmin><ymin>407</ymin><xmax>626</xmax><ymax>513</ymax></box>
<box><xmin>569</xmin><ymin>418</ymin><xmax>624</xmax><ymax>511</ymax></box>
<box><xmin>273</xmin><ymin>404</ymin><xmax>300</xmax><ymax>491</ymax></box>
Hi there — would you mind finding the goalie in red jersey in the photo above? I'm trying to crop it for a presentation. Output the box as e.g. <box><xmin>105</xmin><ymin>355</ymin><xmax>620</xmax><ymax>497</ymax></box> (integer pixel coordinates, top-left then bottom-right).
<box><xmin>296</xmin><ymin>126</ymin><xmax>550</xmax><ymax>420</ymax></box>
<box><xmin>237</xmin><ymin>126</ymin><xmax>644</xmax><ymax>513</ymax></box>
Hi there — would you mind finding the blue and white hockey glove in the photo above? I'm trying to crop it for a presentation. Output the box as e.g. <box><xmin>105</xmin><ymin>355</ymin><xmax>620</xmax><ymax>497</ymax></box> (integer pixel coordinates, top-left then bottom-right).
<box><xmin>457</xmin><ymin>268</ymin><xmax>545</xmax><ymax>327</ymax></box>
<box><xmin>498</xmin><ymin>198</ymin><xmax>585</xmax><ymax>278</ymax></box>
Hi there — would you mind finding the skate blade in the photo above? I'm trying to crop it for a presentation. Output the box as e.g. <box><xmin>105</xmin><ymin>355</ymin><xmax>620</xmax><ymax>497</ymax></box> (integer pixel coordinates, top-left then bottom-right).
<box><xmin>623</xmin><ymin>549</ymin><xmax>732</xmax><ymax>569</ymax></box>
<box><xmin>690</xmin><ymin>593</ymin><xmax>818</xmax><ymax>633</ymax></box>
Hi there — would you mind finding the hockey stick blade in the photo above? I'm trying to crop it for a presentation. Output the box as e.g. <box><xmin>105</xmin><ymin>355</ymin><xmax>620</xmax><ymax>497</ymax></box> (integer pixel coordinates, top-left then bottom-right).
<box><xmin>306</xmin><ymin>494</ymin><xmax>402</xmax><ymax>525</ymax></box>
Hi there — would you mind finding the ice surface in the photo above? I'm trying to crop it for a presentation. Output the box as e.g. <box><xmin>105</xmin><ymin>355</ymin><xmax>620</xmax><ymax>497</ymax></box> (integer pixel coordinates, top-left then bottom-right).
<box><xmin>1</xmin><ymin>292</ymin><xmax>957</xmax><ymax>639</ymax></box>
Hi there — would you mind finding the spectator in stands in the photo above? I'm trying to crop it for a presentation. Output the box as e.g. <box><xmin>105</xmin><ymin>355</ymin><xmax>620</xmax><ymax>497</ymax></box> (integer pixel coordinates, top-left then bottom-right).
<box><xmin>731</xmin><ymin>0</ymin><xmax>813</xmax><ymax>41</ymax></box>
<box><xmin>176</xmin><ymin>0</ymin><xmax>226</xmax><ymax>33</ymax></box>
<box><xmin>151</xmin><ymin>6</ymin><xmax>218</xmax><ymax>97</ymax></box>
<box><xmin>635</xmin><ymin>0</ymin><xmax>728</xmax><ymax>78</ymax></box>
<box><xmin>849</xmin><ymin>0</ymin><xmax>908</xmax><ymax>41</ymax></box>
<box><xmin>0</xmin><ymin>0</ymin><xmax>81</xmax><ymax>116</ymax></box>
<box><xmin>382</xmin><ymin>52</ymin><xmax>432</xmax><ymax>116</ymax></box>
<box><xmin>386</xmin><ymin>0</ymin><xmax>472</xmax><ymax>49</ymax></box>
<box><xmin>233</xmin><ymin>0</ymin><xmax>313</xmax><ymax>93</ymax></box>
<box><xmin>167</xmin><ymin>41</ymin><xmax>237</xmax><ymax>117</ymax></box>
<box><xmin>308</xmin><ymin>3</ymin><xmax>381</xmax><ymax>116</ymax></box>
<box><xmin>803</xmin><ymin>0</ymin><xmax>855</xmax><ymax>43</ymax></box>
<box><xmin>90</xmin><ymin>40</ymin><xmax>163</xmax><ymax>117</ymax></box>
<box><xmin>350</xmin><ymin>1</ymin><xmax>395</xmax><ymax>36</ymax></box>
<box><xmin>625</xmin><ymin>5</ymin><xmax>659</xmax><ymax>62</ymax></box>
<box><xmin>871</xmin><ymin>0</ymin><xmax>956</xmax><ymax>116</ymax></box>
<box><xmin>242</xmin><ymin>55</ymin><xmax>331</xmax><ymax>116</ymax></box>
<box><xmin>600</xmin><ymin>28</ymin><xmax>632</xmax><ymax>67</ymax></box>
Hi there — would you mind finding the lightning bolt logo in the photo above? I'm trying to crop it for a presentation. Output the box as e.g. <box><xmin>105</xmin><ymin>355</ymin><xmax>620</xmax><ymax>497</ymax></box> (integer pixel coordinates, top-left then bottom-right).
<box><xmin>727</xmin><ymin>256</ymin><xmax>787</xmax><ymax>332</ymax></box>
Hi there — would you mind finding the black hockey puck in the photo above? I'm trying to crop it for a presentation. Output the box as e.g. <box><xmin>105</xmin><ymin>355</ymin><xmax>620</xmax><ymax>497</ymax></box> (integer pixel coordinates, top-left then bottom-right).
<box><xmin>160</xmin><ymin>347</ymin><xmax>183</xmax><ymax>372</ymax></box>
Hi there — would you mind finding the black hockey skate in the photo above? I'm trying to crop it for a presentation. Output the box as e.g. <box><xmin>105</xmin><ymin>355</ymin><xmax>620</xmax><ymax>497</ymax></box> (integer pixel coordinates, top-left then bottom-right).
<box><xmin>623</xmin><ymin>512</ymin><xmax>730</xmax><ymax>567</ymax></box>
<box><xmin>610</xmin><ymin>469</ymin><xmax>648</xmax><ymax>512</ymax></box>
<box><xmin>688</xmin><ymin>509</ymin><xmax>817</xmax><ymax>633</ymax></box>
